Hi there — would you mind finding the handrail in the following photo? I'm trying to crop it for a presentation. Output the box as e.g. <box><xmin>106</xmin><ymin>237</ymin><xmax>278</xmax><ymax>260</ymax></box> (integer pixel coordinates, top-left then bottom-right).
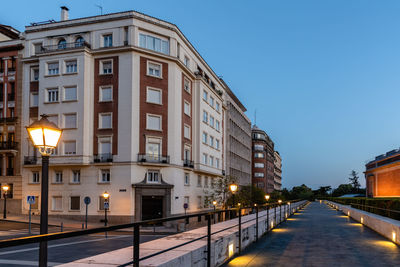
<box><xmin>350</xmin><ymin>203</ymin><xmax>400</xmax><ymax>214</ymax></box>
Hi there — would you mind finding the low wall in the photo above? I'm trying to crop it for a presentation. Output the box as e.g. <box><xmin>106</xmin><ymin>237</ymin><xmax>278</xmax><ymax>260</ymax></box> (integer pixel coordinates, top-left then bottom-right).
<box><xmin>325</xmin><ymin>201</ymin><xmax>400</xmax><ymax>245</ymax></box>
<box><xmin>59</xmin><ymin>200</ymin><xmax>308</xmax><ymax>267</ymax></box>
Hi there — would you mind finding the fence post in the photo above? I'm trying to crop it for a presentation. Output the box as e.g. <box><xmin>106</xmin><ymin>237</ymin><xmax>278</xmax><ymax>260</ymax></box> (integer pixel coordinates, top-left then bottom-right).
<box><xmin>133</xmin><ymin>224</ymin><xmax>140</xmax><ymax>267</ymax></box>
<box><xmin>267</xmin><ymin>205</ymin><xmax>269</xmax><ymax>231</ymax></box>
<box><xmin>255</xmin><ymin>205</ymin><xmax>259</xmax><ymax>242</ymax></box>
<box><xmin>207</xmin><ymin>214</ymin><xmax>211</xmax><ymax>267</ymax></box>
<box><xmin>238</xmin><ymin>207</ymin><xmax>242</xmax><ymax>254</ymax></box>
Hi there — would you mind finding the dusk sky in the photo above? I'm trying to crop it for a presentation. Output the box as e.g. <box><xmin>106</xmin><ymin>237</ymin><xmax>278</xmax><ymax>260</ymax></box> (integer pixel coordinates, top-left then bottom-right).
<box><xmin>2</xmin><ymin>0</ymin><xmax>400</xmax><ymax>189</ymax></box>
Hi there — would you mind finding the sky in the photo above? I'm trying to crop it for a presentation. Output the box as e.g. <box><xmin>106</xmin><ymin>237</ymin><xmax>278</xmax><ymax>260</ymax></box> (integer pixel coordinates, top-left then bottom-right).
<box><xmin>2</xmin><ymin>0</ymin><xmax>400</xmax><ymax>189</ymax></box>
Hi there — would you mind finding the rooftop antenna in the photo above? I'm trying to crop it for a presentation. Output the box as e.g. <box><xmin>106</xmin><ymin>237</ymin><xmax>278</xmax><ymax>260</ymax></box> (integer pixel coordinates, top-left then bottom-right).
<box><xmin>95</xmin><ymin>4</ymin><xmax>103</xmax><ymax>15</ymax></box>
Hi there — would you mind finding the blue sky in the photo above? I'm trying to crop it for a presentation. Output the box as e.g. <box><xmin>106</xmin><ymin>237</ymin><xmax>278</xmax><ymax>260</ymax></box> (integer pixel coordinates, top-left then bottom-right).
<box><xmin>2</xmin><ymin>0</ymin><xmax>400</xmax><ymax>189</ymax></box>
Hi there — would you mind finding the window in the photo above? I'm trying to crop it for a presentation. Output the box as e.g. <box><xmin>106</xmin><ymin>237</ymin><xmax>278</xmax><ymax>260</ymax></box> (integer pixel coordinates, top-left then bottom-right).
<box><xmin>146</xmin><ymin>138</ymin><xmax>161</xmax><ymax>157</ymax></box>
<box><xmin>31</xmin><ymin>68</ymin><xmax>39</xmax><ymax>81</ymax></box>
<box><xmin>139</xmin><ymin>33</ymin><xmax>169</xmax><ymax>55</ymax></box>
<box><xmin>146</xmin><ymin>114</ymin><xmax>161</xmax><ymax>131</ymax></box>
<box><xmin>30</xmin><ymin>92</ymin><xmax>38</xmax><ymax>107</ymax></box>
<box><xmin>209</xmin><ymin>96</ymin><xmax>214</xmax><ymax>107</ymax></box>
<box><xmin>72</xmin><ymin>170</ymin><xmax>80</xmax><ymax>183</ymax></box>
<box><xmin>147</xmin><ymin>62</ymin><xmax>162</xmax><ymax>78</ymax></box>
<box><xmin>184</xmin><ymin>125</ymin><xmax>191</xmax><ymax>139</ymax></box>
<box><xmin>32</xmin><ymin>172</ymin><xmax>40</xmax><ymax>183</ymax></box>
<box><xmin>101</xmin><ymin>60</ymin><xmax>112</xmax><ymax>74</ymax></box>
<box><xmin>47</xmin><ymin>62</ymin><xmax>59</xmax><ymax>75</ymax></box>
<box><xmin>54</xmin><ymin>172</ymin><xmax>63</xmax><ymax>183</ymax></box>
<box><xmin>64</xmin><ymin>141</ymin><xmax>76</xmax><ymax>155</ymax></box>
<box><xmin>184</xmin><ymin>56</ymin><xmax>190</xmax><ymax>67</ymax></box>
<box><xmin>203</xmin><ymin>111</ymin><xmax>208</xmax><ymax>123</ymax></box>
<box><xmin>184</xmin><ymin>78</ymin><xmax>190</xmax><ymax>93</ymax></box>
<box><xmin>63</xmin><ymin>87</ymin><xmax>77</xmax><ymax>101</ymax></box>
<box><xmin>209</xmin><ymin>136</ymin><xmax>214</xmax><ymax>147</ymax></box>
<box><xmin>75</xmin><ymin>36</ymin><xmax>85</xmax><ymax>47</ymax></box>
<box><xmin>216</xmin><ymin>120</ymin><xmax>220</xmax><ymax>131</ymax></box>
<box><xmin>216</xmin><ymin>158</ymin><xmax>220</xmax><ymax>169</ymax></box>
<box><xmin>254</xmin><ymin>173</ymin><xmax>264</xmax><ymax>178</ymax></box>
<box><xmin>65</xmin><ymin>60</ymin><xmax>77</xmax><ymax>73</ymax></box>
<box><xmin>184</xmin><ymin>173</ymin><xmax>190</xmax><ymax>185</ymax></box>
<box><xmin>147</xmin><ymin>170</ymin><xmax>160</xmax><ymax>183</ymax></box>
<box><xmin>254</xmin><ymin>144</ymin><xmax>264</xmax><ymax>151</ymax></box>
<box><xmin>103</xmin><ymin>34</ymin><xmax>113</xmax><ymax>47</ymax></box>
<box><xmin>99</xmin><ymin>196</ymin><xmax>110</xmax><ymax>210</ymax></box>
<box><xmin>70</xmin><ymin>196</ymin><xmax>80</xmax><ymax>211</ymax></box>
<box><xmin>184</xmin><ymin>101</ymin><xmax>191</xmax><ymax>116</ymax></box>
<box><xmin>202</xmin><ymin>132</ymin><xmax>208</xmax><ymax>144</ymax></box>
<box><xmin>197</xmin><ymin>196</ymin><xmax>202</xmax><ymax>209</ymax></box>
<box><xmin>254</xmin><ymin>163</ymin><xmax>265</xmax><ymax>168</ymax></box>
<box><xmin>184</xmin><ymin>147</ymin><xmax>191</xmax><ymax>160</ymax></box>
<box><xmin>216</xmin><ymin>102</ymin><xmax>220</xmax><ymax>112</ymax></box>
<box><xmin>47</xmin><ymin>88</ymin><xmax>59</xmax><ymax>103</ymax></box>
<box><xmin>99</xmin><ymin>138</ymin><xmax>112</xmax><ymax>155</ymax></box>
<box><xmin>100</xmin><ymin>86</ymin><xmax>112</xmax><ymax>102</ymax></box>
<box><xmin>202</xmin><ymin>153</ymin><xmax>208</xmax><ymax>164</ymax></box>
<box><xmin>99</xmin><ymin>113</ymin><xmax>112</xmax><ymax>129</ymax></box>
<box><xmin>209</xmin><ymin>156</ymin><xmax>214</xmax><ymax>166</ymax></box>
<box><xmin>216</xmin><ymin>139</ymin><xmax>220</xmax><ymax>150</ymax></box>
<box><xmin>209</xmin><ymin>116</ymin><xmax>215</xmax><ymax>128</ymax></box>
<box><xmin>52</xmin><ymin>196</ymin><xmax>62</xmax><ymax>211</ymax></box>
<box><xmin>58</xmin><ymin>39</ymin><xmax>67</xmax><ymax>49</ymax></box>
<box><xmin>100</xmin><ymin>169</ymin><xmax>111</xmax><ymax>183</ymax></box>
<box><xmin>254</xmin><ymin>152</ymin><xmax>264</xmax><ymax>158</ymax></box>
<box><xmin>47</xmin><ymin>115</ymin><xmax>58</xmax><ymax>127</ymax></box>
<box><xmin>203</xmin><ymin>90</ymin><xmax>208</xmax><ymax>101</ymax></box>
<box><xmin>197</xmin><ymin>175</ymin><xmax>202</xmax><ymax>187</ymax></box>
<box><xmin>34</xmin><ymin>43</ymin><xmax>42</xmax><ymax>55</ymax></box>
<box><xmin>146</xmin><ymin>88</ymin><xmax>162</xmax><ymax>104</ymax></box>
<box><xmin>64</xmin><ymin>114</ymin><xmax>77</xmax><ymax>128</ymax></box>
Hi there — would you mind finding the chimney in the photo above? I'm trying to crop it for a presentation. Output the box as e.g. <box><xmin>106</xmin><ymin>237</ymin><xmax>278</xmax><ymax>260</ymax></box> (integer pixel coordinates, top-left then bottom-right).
<box><xmin>61</xmin><ymin>6</ymin><xmax>69</xmax><ymax>21</ymax></box>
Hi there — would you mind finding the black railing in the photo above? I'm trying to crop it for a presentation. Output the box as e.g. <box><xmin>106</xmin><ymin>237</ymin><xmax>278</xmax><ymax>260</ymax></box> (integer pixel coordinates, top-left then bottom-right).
<box><xmin>7</xmin><ymin>93</ymin><xmax>15</xmax><ymax>101</ymax></box>
<box><xmin>93</xmin><ymin>153</ymin><xmax>113</xmax><ymax>163</ymax></box>
<box><xmin>7</xmin><ymin>67</ymin><xmax>16</xmax><ymax>72</ymax></box>
<box><xmin>138</xmin><ymin>153</ymin><xmax>170</xmax><ymax>164</ymax></box>
<box><xmin>0</xmin><ymin>117</ymin><xmax>17</xmax><ymax>123</ymax></box>
<box><xmin>0</xmin><ymin>200</ymin><xmax>307</xmax><ymax>267</ymax></box>
<box><xmin>6</xmin><ymin>168</ymin><xmax>14</xmax><ymax>176</ymax></box>
<box><xmin>24</xmin><ymin>156</ymin><xmax>37</xmax><ymax>165</ymax></box>
<box><xmin>38</xmin><ymin>42</ymin><xmax>91</xmax><ymax>53</ymax></box>
<box><xmin>0</xmin><ymin>141</ymin><xmax>18</xmax><ymax>150</ymax></box>
<box><xmin>350</xmin><ymin>203</ymin><xmax>400</xmax><ymax>221</ymax></box>
<box><xmin>183</xmin><ymin>159</ymin><xmax>194</xmax><ymax>168</ymax></box>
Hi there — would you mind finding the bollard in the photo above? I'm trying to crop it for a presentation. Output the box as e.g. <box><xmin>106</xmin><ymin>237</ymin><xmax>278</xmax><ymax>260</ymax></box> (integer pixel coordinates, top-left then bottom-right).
<box><xmin>133</xmin><ymin>224</ymin><xmax>140</xmax><ymax>267</ymax></box>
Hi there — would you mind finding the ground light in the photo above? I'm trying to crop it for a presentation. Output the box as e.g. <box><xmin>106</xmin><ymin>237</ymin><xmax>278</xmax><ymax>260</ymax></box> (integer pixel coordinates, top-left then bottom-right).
<box><xmin>228</xmin><ymin>243</ymin><xmax>234</xmax><ymax>257</ymax></box>
<box><xmin>361</xmin><ymin>217</ymin><xmax>363</xmax><ymax>224</ymax></box>
<box><xmin>393</xmin><ymin>232</ymin><xmax>396</xmax><ymax>243</ymax></box>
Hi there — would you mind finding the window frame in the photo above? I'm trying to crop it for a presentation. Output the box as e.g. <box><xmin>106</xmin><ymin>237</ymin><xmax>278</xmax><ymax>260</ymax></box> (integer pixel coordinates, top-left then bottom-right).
<box><xmin>63</xmin><ymin>113</ymin><xmax>77</xmax><ymax>129</ymax></box>
<box><xmin>100</xmin><ymin>59</ymin><xmax>113</xmax><ymax>75</ymax></box>
<box><xmin>146</xmin><ymin>61</ymin><xmax>162</xmax><ymax>78</ymax></box>
<box><xmin>64</xmin><ymin>59</ymin><xmax>78</xmax><ymax>74</ymax></box>
<box><xmin>70</xmin><ymin>196</ymin><xmax>81</xmax><ymax>211</ymax></box>
<box><xmin>147</xmin><ymin>169</ymin><xmax>160</xmax><ymax>184</ymax></box>
<box><xmin>184</xmin><ymin>124</ymin><xmax>191</xmax><ymax>140</ymax></box>
<box><xmin>146</xmin><ymin>114</ymin><xmax>162</xmax><ymax>131</ymax></box>
<box><xmin>100</xmin><ymin>169</ymin><xmax>111</xmax><ymax>183</ymax></box>
<box><xmin>71</xmin><ymin>170</ymin><xmax>81</xmax><ymax>184</ymax></box>
<box><xmin>64</xmin><ymin>140</ymin><xmax>77</xmax><ymax>155</ymax></box>
<box><xmin>103</xmin><ymin>34</ymin><xmax>113</xmax><ymax>48</ymax></box>
<box><xmin>62</xmin><ymin>86</ymin><xmax>77</xmax><ymax>102</ymax></box>
<box><xmin>146</xmin><ymin>87</ymin><xmax>162</xmax><ymax>105</ymax></box>
<box><xmin>99</xmin><ymin>85</ymin><xmax>113</xmax><ymax>102</ymax></box>
<box><xmin>184</xmin><ymin>101</ymin><xmax>191</xmax><ymax>116</ymax></box>
<box><xmin>99</xmin><ymin>112</ymin><xmax>113</xmax><ymax>129</ymax></box>
<box><xmin>46</xmin><ymin>88</ymin><xmax>59</xmax><ymax>103</ymax></box>
<box><xmin>47</xmin><ymin>62</ymin><xmax>59</xmax><ymax>76</ymax></box>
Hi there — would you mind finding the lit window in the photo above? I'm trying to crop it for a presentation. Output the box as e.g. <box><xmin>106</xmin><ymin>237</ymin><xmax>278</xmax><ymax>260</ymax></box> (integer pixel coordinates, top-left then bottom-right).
<box><xmin>202</xmin><ymin>132</ymin><xmax>208</xmax><ymax>144</ymax></box>
<box><xmin>70</xmin><ymin>196</ymin><xmax>80</xmax><ymax>211</ymax></box>
<box><xmin>47</xmin><ymin>88</ymin><xmax>59</xmax><ymax>103</ymax></box>
<box><xmin>100</xmin><ymin>86</ymin><xmax>112</xmax><ymax>102</ymax></box>
<box><xmin>139</xmin><ymin>33</ymin><xmax>169</xmax><ymax>55</ymax></box>
<box><xmin>72</xmin><ymin>170</ymin><xmax>81</xmax><ymax>183</ymax></box>
<box><xmin>147</xmin><ymin>170</ymin><xmax>160</xmax><ymax>183</ymax></box>
<box><xmin>184</xmin><ymin>101</ymin><xmax>191</xmax><ymax>116</ymax></box>
<box><xmin>64</xmin><ymin>113</ymin><xmax>77</xmax><ymax>128</ymax></box>
<box><xmin>64</xmin><ymin>141</ymin><xmax>76</xmax><ymax>155</ymax></box>
<box><xmin>101</xmin><ymin>60</ymin><xmax>112</xmax><ymax>74</ymax></box>
<box><xmin>147</xmin><ymin>62</ymin><xmax>162</xmax><ymax>78</ymax></box>
<box><xmin>184</xmin><ymin>125</ymin><xmax>191</xmax><ymax>139</ymax></box>
<box><xmin>203</xmin><ymin>111</ymin><xmax>208</xmax><ymax>123</ymax></box>
<box><xmin>54</xmin><ymin>171</ymin><xmax>63</xmax><ymax>183</ymax></box>
<box><xmin>65</xmin><ymin>60</ymin><xmax>77</xmax><ymax>73</ymax></box>
<box><xmin>63</xmin><ymin>87</ymin><xmax>77</xmax><ymax>101</ymax></box>
<box><xmin>103</xmin><ymin>34</ymin><xmax>113</xmax><ymax>47</ymax></box>
<box><xmin>47</xmin><ymin>62</ymin><xmax>59</xmax><ymax>75</ymax></box>
<box><xmin>100</xmin><ymin>169</ymin><xmax>111</xmax><ymax>183</ymax></box>
<box><xmin>99</xmin><ymin>113</ymin><xmax>112</xmax><ymax>129</ymax></box>
<box><xmin>146</xmin><ymin>88</ymin><xmax>162</xmax><ymax>104</ymax></box>
<box><xmin>254</xmin><ymin>152</ymin><xmax>264</xmax><ymax>158</ymax></box>
<box><xmin>146</xmin><ymin>114</ymin><xmax>161</xmax><ymax>131</ymax></box>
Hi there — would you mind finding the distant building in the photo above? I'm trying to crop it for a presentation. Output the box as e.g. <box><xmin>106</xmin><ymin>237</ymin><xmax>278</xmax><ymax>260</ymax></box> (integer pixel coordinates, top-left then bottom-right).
<box><xmin>365</xmin><ymin>149</ymin><xmax>400</xmax><ymax>197</ymax></box>
<box><xmin>274</xmin><ymin>151</ymin><xmax>282</xmax><ymax>191</ymax></box>
<box><xmin>222</xmin><ymin>79</ymin><xmax>252</xmax><ymax>187</ymax></box>
<box><xmin>252</xmin><ymin>126</ymin><xmax>275</xmax><ymax>193</ymax></box>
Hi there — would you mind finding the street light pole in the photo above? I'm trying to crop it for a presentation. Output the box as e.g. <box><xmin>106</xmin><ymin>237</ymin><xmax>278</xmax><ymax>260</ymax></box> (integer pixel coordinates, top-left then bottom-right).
<box><xmin>2</xmin><ymin>185</ymin><xmax>9</xmax><ymax>219</ymax></box>
<box><xmin>39</xmin><ymin>155</ymin><xmax>49</xmax><ymax>266</ymax></box>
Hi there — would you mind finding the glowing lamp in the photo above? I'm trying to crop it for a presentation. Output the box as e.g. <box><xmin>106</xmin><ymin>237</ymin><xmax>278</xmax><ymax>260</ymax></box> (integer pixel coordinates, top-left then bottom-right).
<box><xmin>265</xmin><ymin>195</ymin><xmax>270</xmax><ymax>201</ymax></box>
<box><xmin>2</xmin><ymin>185</ymin><xmax>9</xmax><ymax>192</ymax></box>
<box><xmin>393</xmin><ymin>232</ymin><xmax>396</xmax><ymax>242</ymax></box>
<box><xmin>212</xmin><ymin>200</ymin><xmax>217</xmax><ymax>206</ymax></box>
<box><xmin>26</xmin><ymin>115</ymin><xmax>62</xmax><ymax>156</ymax></box>
<box><xmin>103</xmin><ymin>191</ymin><xmax>110</xmax><ymax>199</ymax></box>
<box><xmin>229</xmin><ymin>183</ymin><xmax>238</xmax><ymax>193</ymax></box>
<box><xmin>278</xmin><ymin>200</ymin><xmax>282</xmax><ymax>204</ymax></box>
<box><xmin>361</xmin><ymin>217</ymin><xmax>363</xmax><ymax>224</ymax></box>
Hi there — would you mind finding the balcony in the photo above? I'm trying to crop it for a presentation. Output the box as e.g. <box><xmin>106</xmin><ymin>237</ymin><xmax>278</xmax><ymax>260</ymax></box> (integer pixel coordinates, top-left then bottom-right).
<box><xmin>7</xmin><ymin>93</ymin><xmax>15</xmax><ymax>101</ymax></box>
<box><xmin>0</xmin><ymin>117</ymin><xmax>17</xmax><ymax>124</ymax></box>
<box><xmin>0</xmin><ymin>141</ymin><xmax>18</xmax><ymax>150</ymax></box>
<box><xmin>24</xmin><ymin>156</ymin><xmax>37</xmax><ymax>165</ymax></box>
<box><xmin>8</xmin><ymin>67</ymin><xmax>16</xmax><ymax>73</ymax></box>
<box><xmin>138</xmin><ymin>154</ymin><xmax>170</xmax><ymax>164</ymax></box>
<box><xmin>93</xmin><ymin>153</ymin><xmax>113</xmax><ymax>163</ymax></box>
<box><xmin>183</xmin><ymin>159</ymin><xmax>194</xmax><ymax>168</ymax></box>
<box><xmin>6</xmin><ymin>168</ymin><xmax>14</xmax><ymax>176</ymax></box>
<box><xmin>38</xmin><ymin>42</ymin><xmax>91</xmax><ymax>54</ymax></box>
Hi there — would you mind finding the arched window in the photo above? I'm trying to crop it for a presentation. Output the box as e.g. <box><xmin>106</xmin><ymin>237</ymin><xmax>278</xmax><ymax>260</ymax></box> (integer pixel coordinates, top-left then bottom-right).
<box><xmin>75</xmin><ymin>36</ymin><xmax>85</xmax><ymax>47</ymax></box>
<box><xmin>58</xmin><ymin>39</ymin><xmax>67</xmax><ymax>49</ymax></box>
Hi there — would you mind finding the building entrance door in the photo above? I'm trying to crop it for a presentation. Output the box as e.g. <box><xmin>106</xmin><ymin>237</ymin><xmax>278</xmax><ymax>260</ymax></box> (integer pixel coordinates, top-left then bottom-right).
<box><xmin>141</xmin><ymin>196</ymin><xmax>163</xmax><ymax>221</ymax></box>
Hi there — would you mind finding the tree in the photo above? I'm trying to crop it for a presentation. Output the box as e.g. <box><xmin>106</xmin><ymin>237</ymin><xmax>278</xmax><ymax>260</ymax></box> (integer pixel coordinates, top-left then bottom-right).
<box><xmin>291</xmin><ymin>184</ymin><xmax>314</xmax><ymax>200</ymax></box>
<box><xmin>348</xmin><ymin>170</ymin><xmax>361</xmax><ymax>190</ymax></box>
<box><xmin>204</xmin><ymin>175</ymin><xmax>237</xmax><ymax>208</ymax></box>
<box><xmin>313</xmin><ymin>186</ymin><xmax>332</xmax><ymax>198</ymax></box>
<box><xmin>332</xmin><ymin>184</ymin><xmax>353</xmax><ymax>197</ymax></box>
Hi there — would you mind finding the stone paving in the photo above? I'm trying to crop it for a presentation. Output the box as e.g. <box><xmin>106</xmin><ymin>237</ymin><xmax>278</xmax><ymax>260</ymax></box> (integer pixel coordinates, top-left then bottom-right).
<box><xmin>225</xmin><ymin>202</ymin><xmax>400</xmax><ymax>267</ymax></box>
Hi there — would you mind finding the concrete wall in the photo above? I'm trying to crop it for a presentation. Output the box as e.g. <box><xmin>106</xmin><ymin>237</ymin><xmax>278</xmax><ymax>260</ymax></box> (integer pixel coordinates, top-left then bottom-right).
<box><xmin>59</xmin><ymin>200</ymin><xmax>308</xmax><ymax>267</ymax></box>
<box><xmin>325</xmin><ymin>201</ymin><xmax>400</xmax><ymax>245</ymax></box>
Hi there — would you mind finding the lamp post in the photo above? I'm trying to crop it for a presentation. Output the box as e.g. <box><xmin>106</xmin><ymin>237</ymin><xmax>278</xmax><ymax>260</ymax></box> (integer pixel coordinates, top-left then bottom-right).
<box><xmin>229</xmin><ymin>183</ymin><xmax>238</xmax><ymax>218</ymax></box>
<box><xmin>212</xmin><ymin>200</ymin><xmax>217</xmax><ymax>211</ymax></box>
<box><xmin>278</xmin><ymin>199</ymin><xmax>282</xmax><ymax>223</ymax></box>
<box><xmin>265</xmin><ymin>194</ymin><xmax>270</xmax><ymax>202</ymax></box>
<box><xmin>26</xmin><ymin>114</ymin><xmax>62</xmax><ymax>267</ymax></box>
<box><xmin>103</xmin><ymin>191</ymin><xmax>110</xmax><ymax>227</ymax></box>
<box><xmin>2</xmin><ymin>185</ymin><xmax>9</xmax><ymax>219</ymax></box>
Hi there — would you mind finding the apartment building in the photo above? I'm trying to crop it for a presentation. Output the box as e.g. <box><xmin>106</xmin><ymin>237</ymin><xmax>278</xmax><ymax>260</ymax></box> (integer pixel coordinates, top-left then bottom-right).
<box><xmin>20</xmin><ymin>8</ymin><xmax>228</xmax><ymax>222</ymax></box>
<box><xmin>274</xmin><ymin>151</ymin><xmax>282</xmax><ymax>191</ymax></box>
<box><xmin>221</xmin><ymin>79</ymin><xmax>251</xmax><ymax>186</ymax></box>
<box><xmin>0</xmin><ymin>25</ymin><xmax>23</xmax><ymax>214</ymax></box>
<box><xmin>252</xmin><ymin>125</ymin><xmax>275</xmax><ymax>193</ymax></box>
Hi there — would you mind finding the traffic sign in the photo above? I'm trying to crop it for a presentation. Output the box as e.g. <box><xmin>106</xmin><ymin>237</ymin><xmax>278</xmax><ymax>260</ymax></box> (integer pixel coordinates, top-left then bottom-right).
<box><xmin>183</xmin><ymin>203</ymin><xmax>188</xmax><ymax>209</ymax></box>
<box><xmin>27</xmin><ymin>196</ymin><xmax>35</xmax><ymax>205</ymax></box>
<box><xmin>104</xmin><ymin>202</ymin><xmax>109</xmax><ymax>209</ymax></box>
<box><xmin>84</xmin><ymin>196</ymin><xmax>91</xmax><ymax>205</ymax></box>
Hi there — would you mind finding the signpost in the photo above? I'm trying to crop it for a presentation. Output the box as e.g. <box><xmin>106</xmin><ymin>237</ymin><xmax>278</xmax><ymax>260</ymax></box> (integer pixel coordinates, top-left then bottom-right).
<box><xmin>27</xmin><ymin>196</ymin><xmax>35</xmax><ymax>234</ymax></box>
<box><xmin>83</xmin><ymin>197</ymin><xmax>91</xmax><ymax>229</ymax></box>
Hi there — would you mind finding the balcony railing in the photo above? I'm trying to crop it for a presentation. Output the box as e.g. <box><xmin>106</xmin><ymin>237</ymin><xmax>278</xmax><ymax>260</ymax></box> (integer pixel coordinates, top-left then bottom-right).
<box><xmin>183</xmin><ymin>159</ymin><xmax>194</xmax><ymax>168</ymax></box>
<box><xmin>38</xmin><ymin>42</ymin><xmax>91</xmax><ymax>54</ymax></box>
<box><xmin>0</xmin><ymin>141</ymin><xmax>18</xmax><ymax>150</ymax></box>
<box><xmin>138</xmin><ymin>154</ymin><xmax>170</xmax><ymax>164</ymax></box>
<box><xmin>24</xmin><ymin>156</ymin><xmax>37</xmax><ymax>165</ymax></box>
<box><xmin>7</xmin><ymin>67</ymin><xmax>16</xmax><ymax>73</ymax></box>
<box><xmin>6</xmin><ymin>168</ymin><xmax>14</xmax><ymax>176</ymax></box>
<box><xmin>93</xmin><ymin>153</ymin><xmax>113</xmax><ymax>163</ymax></box>
<box><xmin>0</xmin><ymin>117</ymin><xmax>17</xmax><ymax>124</ymax></box>
<box><xmin>7</xmin><ymin>93</ymin><xmax>15</xmax><ymax>101</ymax></box>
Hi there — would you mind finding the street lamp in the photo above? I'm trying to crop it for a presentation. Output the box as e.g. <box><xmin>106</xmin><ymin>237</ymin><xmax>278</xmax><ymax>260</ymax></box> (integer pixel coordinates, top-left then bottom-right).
<box><xmin>229</xmin><ymin>183</ymin><xmax>238</xmax><ymax>207</ymax></box>
<box><xmin>103</xmin><ymin>191</ymin><xmax>110</xmax><ymax>226</ymax></box>
<box><xmin>2</xmin><ymin>185</ymin><xmax>9</xmax><ymax>219</ymax></box>
<box><xmin>212</xmin><ymin>200</ymin><xmax>217</xmax><ymax>211</ymax></box>
<box><xmin>26</xmin><ymin>114</ymin><xmax>62</xmax><ymax>267</ymax></box>
<box><xmin>265</xmin><ymin>194</ymin><xmax>270</xmax><ymax>201</ymax></box>
<box><xmin>278</xmin><ymin>200</ymin><xmax>282</xmax><ymax>222</ymax></box>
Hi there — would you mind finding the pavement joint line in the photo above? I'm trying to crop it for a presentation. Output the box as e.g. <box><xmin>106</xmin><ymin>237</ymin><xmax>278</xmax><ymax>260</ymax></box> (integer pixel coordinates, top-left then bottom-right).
<box><xmin>0</xmin><ymin>259</ymin><xmax>62</xmax><ymax>266</ymax></box>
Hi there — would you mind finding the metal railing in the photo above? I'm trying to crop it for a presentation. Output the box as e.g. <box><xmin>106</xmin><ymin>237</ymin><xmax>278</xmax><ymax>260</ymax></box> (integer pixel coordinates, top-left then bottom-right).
<box><xmin>37</xmin><ymin>42</ymin><xmax>91</xmax><ymax>54</ymax></box>
<box><xmin>93</xmin><ymin>153</ymin><xmax>113</xmax><ymax>163</ymax></box>
<box><xmin>24</xmin><ymin>156</ymin><xmax>37</xmax><ymax>165</ymax></box>
<box><xmin>0</xmin><ymin>200</ymin><xmax>306</xmax><ymax>267</ymax></box>
<box><xmin>0</xmin><ymin>141</ymin><xmax>18</xmax><ymax>150</ymax></box>
<box><xmin>183</xmin><ymin>159</ymin><xmax>194</xmax><ymax>168</ymax></box>
<box><xmin>138</xmin><ymin>153</ymin><xmax>170</xmax><ymax>164</ymax></box>
<box><xmin>349</xmin><ymin>203</ymin><xmax>400</xmax><ymax>220</ymax></box>
<box><xmin>0</xmin><ymin>117</ymin><xmax>17</xmax><ymax>123</ymax></box>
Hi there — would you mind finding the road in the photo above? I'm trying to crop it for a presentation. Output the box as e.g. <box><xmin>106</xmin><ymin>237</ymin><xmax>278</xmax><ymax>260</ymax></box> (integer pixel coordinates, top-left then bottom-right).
<box><xmin>225</xmin><ymin>202</ymin><xmax>400</xmax><ymax>267</ymax></box>
<box><xmin>0</xmin><ymin>221</ymin><xmax>167</xmax><ymax>266</ymax></box>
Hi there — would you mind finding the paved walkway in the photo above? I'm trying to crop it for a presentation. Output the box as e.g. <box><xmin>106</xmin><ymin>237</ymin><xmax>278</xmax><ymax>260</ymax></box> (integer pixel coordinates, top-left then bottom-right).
<box><xmin>225</xmin><ymin>202</ymin><xmax>400</xmax><ymax>267</ymax></box>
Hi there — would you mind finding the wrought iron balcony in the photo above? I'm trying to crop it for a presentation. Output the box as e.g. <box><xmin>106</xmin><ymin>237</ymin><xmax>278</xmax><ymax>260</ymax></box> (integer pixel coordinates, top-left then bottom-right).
<box><xmin>183</xmin><ymin>159</ymin><xmax>194</xmax><ymax>168</ymax></box>
<box><xmin>38</xmin><ymin>42</ymin><xmax>91</xmax><ymax>54</ymax></box>
<box><xmin>0</xmin><ymin>117</ymin><xmax>17</xmax><ymax>124</ymax></box>
<box><xmin>7</xmin><ymin>93</ymin><xmax>15</xmax><ymax>101</ymax></box>
<box><xmin>93</xmin><ymin>153</ymin><xmax>113</xmax><ymax>163</ymax></box>
<box><xmin>138</xmin><ymin>154</ymin><xmax>170</xmax><ymax>164</ymax></box>
<box><xmin>24</xmin><ymin>156</ymin><xmax>37</xmax><ymax>165</ymax></box>
<box><xmin>0</xmin><ymin>141</ymin><xmax>18</xmax><ymax>150</ymax></box>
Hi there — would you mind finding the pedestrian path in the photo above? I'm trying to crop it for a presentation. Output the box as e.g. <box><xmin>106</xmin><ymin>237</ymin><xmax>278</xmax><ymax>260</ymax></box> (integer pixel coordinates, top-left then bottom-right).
<box><xmin>225</xmin><ymin>202</ymin><xmax>400</xmax><ymax>267</ymax></box>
